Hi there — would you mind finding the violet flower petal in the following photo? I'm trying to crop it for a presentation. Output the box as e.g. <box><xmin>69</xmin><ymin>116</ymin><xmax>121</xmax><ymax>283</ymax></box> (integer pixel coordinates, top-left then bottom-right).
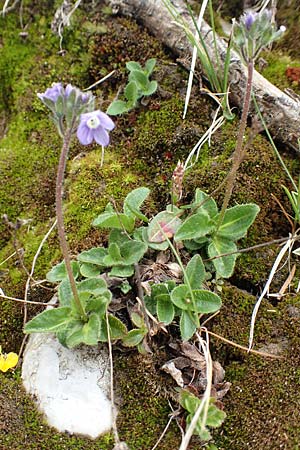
<box><xmin>39</xmin><ymin>82</ymin><xmax>63</xmax><ymax>102</ymax></box>
<box><xmin>93</xmin><ymin>127</ymin><xmax>110</xmax><ymax>146</ymax></box>
<box><xmin>77</xmin><ymin>123</ymin><xmax>94</xmax><ymax>145</ymax></box>
<box><xmin>97</xmin><ymin>111</ymin><xmax>115</xmax><ymax>131</ymax></box>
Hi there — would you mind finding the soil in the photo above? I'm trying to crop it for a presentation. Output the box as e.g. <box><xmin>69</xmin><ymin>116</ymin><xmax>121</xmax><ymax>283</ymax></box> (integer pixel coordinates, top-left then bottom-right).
<box><xmin>1</xmin><ymin>1</ymin><xmax>300</xmax><ymax>449</ymax></box>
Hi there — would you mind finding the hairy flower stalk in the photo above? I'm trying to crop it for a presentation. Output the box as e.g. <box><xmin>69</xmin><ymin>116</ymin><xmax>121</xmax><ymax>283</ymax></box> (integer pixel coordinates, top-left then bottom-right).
<box><xmin>216</xmin><ymin>10</ymin><xmax>285</xmax><ymax>230</ymax></box>
<box><xmin>38</xmin><ymin>83</ymin><xmax>115</xmax><ymax>321</ymax></box>
<box><xmin>56</xmin><ymin>127</ymin><xmax>87</xmax><ymax>321</ymax></box>
<box><xmin>217</xmin><ymin>59</ymin><xmax>254</xmax><ymax>228</ymax></box>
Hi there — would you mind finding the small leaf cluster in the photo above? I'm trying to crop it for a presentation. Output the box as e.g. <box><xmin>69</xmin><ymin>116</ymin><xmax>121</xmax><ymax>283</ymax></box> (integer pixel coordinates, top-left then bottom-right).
<box><xmin>24</xmin><ymin>187</ymin><xmax>259</xmax><ymax>347</ymax></box>
<box><xmin>107</xmin><ymin>59</ymin><xmax>158</xmax><ymax>115</ymax></box>
<box><xmin>173</xmin><ymin>189</ymin><xmax>259</xmax><ymax>279</ymax></box>
<box><xmin>144</xmin><ymin>256</ymin><xmax>221</xmax><ymax>341</ymax></box>
<box><xmin>179</xmin><ymin>389</ymin><xmax>226</xmax><ymax>442</ymax></box>
<box><xmin>233</xmin><ymin>9</ymin><xmax>286</xmax><ymax>63</ymax></box>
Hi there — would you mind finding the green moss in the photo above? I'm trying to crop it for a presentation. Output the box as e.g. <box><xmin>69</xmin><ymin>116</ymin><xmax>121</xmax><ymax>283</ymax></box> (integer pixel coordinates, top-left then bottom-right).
<box><xmin>259</xmin><ymin>51</ymin><xmax>300</xmax><ymax>94</ymax></box>
<box><xmin>211</xmin><ymin>290</ymin><xmax>300</xmax><ymax>449</ymax></box>
<box><xmin>64</xmin><ymin>149</ymin><xmax>142</xmax><ymax>245</ymax></box>
<box><xmin>0</xmin><ymin>352</ymin><xmax>190</xmax><ymax>450</ymax></box>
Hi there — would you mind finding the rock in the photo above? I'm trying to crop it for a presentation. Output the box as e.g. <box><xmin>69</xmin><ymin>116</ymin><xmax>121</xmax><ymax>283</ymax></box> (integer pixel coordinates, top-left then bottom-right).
<box><xmin>22</xmin><ymin>333</ymin><xmax>112</xmax><ymax>439</ymax></box>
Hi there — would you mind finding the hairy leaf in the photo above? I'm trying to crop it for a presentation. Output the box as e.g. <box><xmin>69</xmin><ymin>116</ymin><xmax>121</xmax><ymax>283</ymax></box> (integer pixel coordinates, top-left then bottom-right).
<box><xmin>123</xmin><ymin>187</ymin><xmax>150</xmax><ymax>221</ymax></box>
<box><xmin>216</xmin><ymin>204</ymin><xmax>260</xmax><ymax>240</ymax></box>
<box><xmin>185</xmin><ymin>254</ymin><xmax>206</xmax><ymax>289</ymax></box>
<box><xmin>92</xmin><ymin>211</ymin><xmax>134</xmax><ymax>232</ymax></box>
<box><xmin>156</xmin><ymin>294</ymin><xmax>175</xmax><ymax>324</ymax></box>
<box><xmin>208</xmin><ymin>237</ymin><xmax>237</xmax><ymax>278</ymax></box>
<box><xmin>175</xmin><ymin>212</ymin><xmax>214</xmax><ymax>241</ymax></box>
<box><xmin>148</xmin><ymin>211</ymin><xmax>182</xmax><ymax>243</ymax></box>
<box><xmin>122</xmin><ymin>328</ymin><xmax>147</xmax><ymax>347</ymax></box>
<box><xmin>47</xmin><ymin>260</ymin><xmax>79</xmax><ymax>283</ymax></box>
<box><xmin>24</xmin><ymin>306</ymin><xmax>73</xmax><ymax>333</ymax></box>
<box><xmin>180</xmin><ymin>310</ymin><xmax>197</xmax><ymax>341</ymax></box>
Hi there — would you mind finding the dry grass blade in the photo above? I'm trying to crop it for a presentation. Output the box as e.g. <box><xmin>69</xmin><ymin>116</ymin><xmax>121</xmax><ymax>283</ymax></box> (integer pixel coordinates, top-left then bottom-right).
<box><xmin>183</xmin><ymin>0</ymin><xmax>209</xmax><ymax>119</ymax></box>
<box><xmin>179</xmin><ymin>329</ymin><xmax>212</xmax><ymax>450</ymax></box>
<box><xmin>248</xmin><ymin>236</ymin><xmax>295</xmax><ymax>351</ymax></box>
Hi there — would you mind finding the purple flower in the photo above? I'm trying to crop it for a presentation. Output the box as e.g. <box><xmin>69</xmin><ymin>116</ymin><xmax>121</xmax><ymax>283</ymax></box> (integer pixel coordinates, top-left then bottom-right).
<box><xmin>65</xmin><ymin>83</ymin><xmax>75</xmax><ymax>97</ymax></box>
<box><xmin>77</xmin><ymin>110</ymin><xmax>115</xmax><ymax>146</ymax></box>
<box><xmin>37</xmin><ymin>82</ymin><xmax>63</xmax><ymax>102</ymax></box>
<box><xmin>244</xmin><ymin>11</ymin><xmax>257</xmax><ymax>31</ymax></box>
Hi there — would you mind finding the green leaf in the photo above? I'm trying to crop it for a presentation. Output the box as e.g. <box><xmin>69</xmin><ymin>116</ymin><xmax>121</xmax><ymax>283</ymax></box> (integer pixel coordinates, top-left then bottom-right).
<box><xmin>79</xmin><ymin>263</ymin><xmax>101</xmax><ymax>278</ymax></box>
<box><xmin>142</xmin><ymin>80</ymin><xmax>158</xmax><ymax>96</ymax></box>
<box><xmin>106</xmin><ymin>100</ymin><xmax>130</xmax><ymax>115</ymax></box>
<box><xmin>123</xmin><ymin>187</ymin><xmax>150</xmax><ymax>221</ymax></box>
<box><xmin>183</xmin><ymin>239</ymin><xmax>208</xmax><ymax>251</ymax></box>
<box><xmin>104</xmin><ymin>242</ymin><xmax>122</xmax><ymax>265</ymax></box>
<box><xmin>86</xmin><ymin>294</ymin><xmax>110</xmax><ymax>316</ymax></box>
<box><xmin>119</xmin><ymin>240</ymin><xmax>147</xmax><ymax>265</ymax></box>
<box><xmin>66</xmin><ymin>313</ymin><xmax>100</xmax><ymax>347</ymax></box>
<box><xmin>179</xmin><ymin>389</ymin><xmax>201</xmax><ymax>413</ymax></box>
<box><xmin>93</xmin><ymin>211</ymin><xmax>135</xmax><ymax>232</ymax></box>
<box><xmin>129</xmin><ymin>70</ymin><xmax>148</xmax><ymax>90</ymax></box>
<box><xmin>24</xmin><ymin>306</ymin><xmax>73</xmax><ymax>333</ymax></box>
<box><xmin>130</xmin><ymin>311</ymin><xmax>145</xmax><ymax>328</ymax></box>
<box><xmin>122</xmin><ymin>328</ymin><xmax>147</xmax><ymax>347</ymax></box>
<box><xmin>208</xmin><ymin>237</ymin><xmax>237</xmax><ymax>278</ymax></box>
<box><xmin>47</xmin><ymin>260</ymin><xmax>79</xmax><ymax>283</ymax></box>
<box><xmin>108</xmin><ymin>315</ymin><xmax>128</xmax><ymax>339</ymax></box>
<box><xmin>216</xmin><ymin>204</ymin><xmax>260</xmax><ymax>240</ymax></box>
<box><xmin>141</xmin><ymin>227</ymin><xmax>169</xmax><ymax>250</ymax></box>
<box><xmin>77</xmin><ymin>278</ymin><xmax>108</xmax><ymax>296</ymax></box>
<box><xmin>180</xmin><ymin>310</ymin><xmax>197</xmax><ymax>340</ymax></box>
<box><xmin>124</xmin><ymin>81</ymin><xmax>138</xmax><ymax>103</ymax></box>
<box><xmin>185</xmin><ymin>254</ymin><xmax>206</xmax><ymax>289</ymax></box>
<box><xmin>192</xmin><ymin>290</ymin><xmax>222</xmax><ymax>314</ymax></box>
<box><xmin>156</xmin><ymin>294</ymin><xmax>174</xmax><ymax>325</ymax></box>
<box><xmin>175</xmin><ymin>212</ymin><xmax>214</xmax><ymax>241</ymax></box>
<box><xmin>171</xmin><ymin>285</ymin><xmax>221</xmax><ymax>314</ymax></box>
<box><xmin>58</xmin><ymin>280</ymin><xmax>73</xmax><ymax>306</ymax></box>
<box><xmin>151</xmin><ymin>281</ymin><xmax>176</xmax><ymax>300</ymax></box>
<box><xmin>109</xmin><ymin>265</ymin><xmax>135</xmax><ymax>277</ymax></box>
<box><xmin>205</xmin><ymin>402</ymin><xmax>227</xmax><ymax>428</ymax></box>
<box><xmin>77</xmin><ymin>247</ymin><xmax>107</xmax><ymax>265</ymax></box>
<box><xmin>193</xmin><ymin>189</ymin><xmax>218</xmax><ymax>218</ymax></box>
<box><xmin>99</xmin><ymin>315</ymin><xmax>127</xmax><ymax>341</ymax></box>
<box><xmin>109</xmin><ymin>228</ymin><xmax>131</xmax><ymax>246</ymax></box>
<box><xmin>144</xmin><ymin>58</ymin><xmax>156</xmax><ymax>75</ymax></box>
<box><xmin>126</xmin><ymin>61</ymin><xmax>142</xmax><ymax>72</ymax></box>
<box><xmin>171</xmin><ymin>284</ymin><xmax>193</xmax><ymax>311</ymax></box>
<box><xmin>148</xmin><ymin>211</ymin><xmax>182</xmax><ymax>243</ymax></box>
<box><xmin>57</xmin><ymin>319</ymin><xmax>83</xmax><ymax>347</ymax></box>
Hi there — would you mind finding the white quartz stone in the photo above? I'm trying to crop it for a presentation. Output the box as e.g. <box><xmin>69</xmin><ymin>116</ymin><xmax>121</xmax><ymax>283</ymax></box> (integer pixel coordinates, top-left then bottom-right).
<box><xmin>22</xmin><ymin>333</ymin><xmax>112</xmax><ymax>438</ymax></box>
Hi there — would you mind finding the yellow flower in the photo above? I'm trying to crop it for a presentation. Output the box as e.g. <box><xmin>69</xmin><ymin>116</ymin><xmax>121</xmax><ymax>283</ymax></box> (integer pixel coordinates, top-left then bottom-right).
<box><xmin>0</xmin><ymin>346</ymin><xmax>18</xmax><ymax>372</ymax></box>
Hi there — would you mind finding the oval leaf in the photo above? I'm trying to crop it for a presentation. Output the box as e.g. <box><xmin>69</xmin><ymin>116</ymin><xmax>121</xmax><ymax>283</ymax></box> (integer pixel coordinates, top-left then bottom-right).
<box><xmin>47</xmin><ymin>260</ymin><xmax>79</xmax><ymax>283</ymax></box>
<box><xmin>185</xmin><ymin>254</ymin><xmax>206</xmax><ymax>289</ymax></box>
<box><xmin>175</xmin><ymin>212</ymin><xmax>214</xmax><ymax>241</ymax></box>
<box><xmin>148</xmin><ymin>211</ymin><xmax>182</xmax><ymax>243</ymax></box>
<box><xmin>171</xmin><ymin>284</ymin><xmax>191</xmax><ymax>310</ymax></box>
<box><xmin>216</xmin><ymin>204</ymin><xmax>260</xmax><ymax>240</ymax></box>
<box><xmin>193</xmin><ymin>290</ymin><xmax>222</xmax><ymax>314</ymax></box>
<box><xmin>122</xmin><ymin>328</ymin><xmax>147</xmax><ymax>347</ymax></box>
<box><xmin>77</xmin><ymin>247</ymin><xmax>107</xmax><ymax>265</ymax></box>
<box><xmin>24</xmin><ymin>306</ymin><xmax>72</xmax><ymax>333</ymax></box>
<box><xmin>92</xmin><ymin>211</ymin><xmax>134</xmax><ymax>232</ymax></box>
<box><xmin>180</xmin><ymin>311</ymin><xmax>197</xmax><ymax>341</ymax></box>
<box><xmin>208</xmin><ymin>237</ymin><xmax>237</xmax><ymax>278</ymax></box>
<box><xmin>123</xmin><ymin>187</ymin><xmax>150</xmax><ymax>221</ymax></box>
<box><xmin>156</xmin><ymin>294</ymin><xmax>175</xmax><ymax>325</ymax></box>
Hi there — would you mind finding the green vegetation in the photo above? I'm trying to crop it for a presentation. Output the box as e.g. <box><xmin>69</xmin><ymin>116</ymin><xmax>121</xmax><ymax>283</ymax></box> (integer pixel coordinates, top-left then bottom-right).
<box><xmin>2</xmin><ymin>1</ymin><xmax>300</xmax><ymax>449</ymax></box>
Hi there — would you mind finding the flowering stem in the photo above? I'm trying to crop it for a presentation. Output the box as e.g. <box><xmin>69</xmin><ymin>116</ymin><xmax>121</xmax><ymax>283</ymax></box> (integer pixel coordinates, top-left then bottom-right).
<box><xmin>56</xmin><ymin>129</ymin><xmax>87</xmax><ymax>322</ymax></box>
<box><xmin>216</xmin><ymin>59</ymin><xmax>254</xmax><ymax>229</ymax></box>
